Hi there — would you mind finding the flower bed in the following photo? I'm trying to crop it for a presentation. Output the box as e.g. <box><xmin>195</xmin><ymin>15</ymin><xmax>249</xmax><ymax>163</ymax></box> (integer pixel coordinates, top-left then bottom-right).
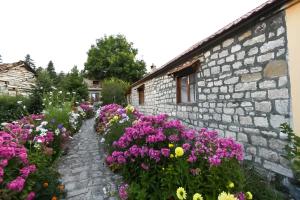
<box><xmin>97</xmin><ymin>104</ymin><xmax>284</xmax><ymax>200</ymax></box>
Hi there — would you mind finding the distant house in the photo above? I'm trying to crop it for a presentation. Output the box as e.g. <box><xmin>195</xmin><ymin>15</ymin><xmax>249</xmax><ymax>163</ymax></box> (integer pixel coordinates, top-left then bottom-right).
<box><xmin>129</xmin><ymin>0</ymin><xmax>300</xmax><ymax>177</ymax></box>
<box><xmin>0</xmin><ymin>61</ymin><xmax>36</xmax><ymax>96</ymax></box>
<box><xmin>84</xmin><ymin>78</ymin><xmax>102</xmax><ymax>102</ymax></box>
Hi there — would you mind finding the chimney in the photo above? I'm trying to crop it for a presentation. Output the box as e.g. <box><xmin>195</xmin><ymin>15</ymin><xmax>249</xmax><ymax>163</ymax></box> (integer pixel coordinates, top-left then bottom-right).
<box><xmin>150</xmin><ymin>63</ymin><xmax>156</xmax><ymax>71</ymax></box>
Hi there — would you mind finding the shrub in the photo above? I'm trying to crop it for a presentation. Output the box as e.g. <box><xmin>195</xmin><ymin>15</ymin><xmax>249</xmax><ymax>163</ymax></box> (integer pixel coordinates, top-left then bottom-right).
<box><xmin>0</xmin><ymin>95</ymin><xmax>30</xmax><ymax>124</ymax></box>
<box><xmin>79</xmin><ymin>102</ymin><xmax>94</xmax><ymax>119</ymax></box>
<box><xmin>101</xmin><ymin>77</ymin><xmax>130</xmax><ymax>106</ymax></box>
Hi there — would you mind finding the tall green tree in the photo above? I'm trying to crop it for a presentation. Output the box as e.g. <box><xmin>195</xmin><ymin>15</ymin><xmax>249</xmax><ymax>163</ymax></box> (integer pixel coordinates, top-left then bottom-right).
<box><xmin>61</xmin><ymin>66</ymin><xmax>88</xmax><ymax>101</ymax></box>
<box><xmin>84</xmin><ymin>34</ymin><xmax>146</xmax><ymax>83</ymax></box>
<box><xmin>46</xmin><ymin>60</ymin><xmax>57</xmax><ymax>81</ymax></box>
<box><xmin>24</xmin><ymin>54</ymin><xmax>36</xmax><ymax>70</ymax></box>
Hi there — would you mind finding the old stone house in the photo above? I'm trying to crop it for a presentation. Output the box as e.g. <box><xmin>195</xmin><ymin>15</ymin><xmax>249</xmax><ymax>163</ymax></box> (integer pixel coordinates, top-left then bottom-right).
<box><xmin>0</xmin><ymin>61</ymin><xmax>36</xmax><ymax>96</ymax></box>
<box><xmin>129</xmin><ymin>0</ymin><xmax>300</xmax><ymax>177</ymax></box>
<box><xmin>83</xmin><ymin>78</ymin><xmax>102</xmax><ymax>102</ymax></box>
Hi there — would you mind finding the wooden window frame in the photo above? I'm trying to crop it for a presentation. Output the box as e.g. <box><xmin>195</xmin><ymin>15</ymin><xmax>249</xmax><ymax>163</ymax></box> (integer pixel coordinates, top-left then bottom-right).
<box><xmin>176</xmin><ymin>73</ymin><xmax>196</xmax><ymax>104</ymax></box>
<box><xmin>137</xmin><ymin>85</ymin><xmax>145</xmax><ymax>105</ymax></box>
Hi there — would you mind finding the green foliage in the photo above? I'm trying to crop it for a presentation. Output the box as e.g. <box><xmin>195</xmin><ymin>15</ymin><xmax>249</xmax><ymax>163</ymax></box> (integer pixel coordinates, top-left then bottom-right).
<box><xmin>281</xmin><ymin>123</ymin><xmax>300</xmax><ymax>182</ymax></box>
<box><xmin>24</xmin><ymin>54</ymin><xmax>36</xmax><ymax>70</ymax></box>
<box><xmin>84</xmin><ymin>34</ymin><xmax>146</xmax><ymax>83</ymax></box>
<box><xmin>0</xmin><ymin>95</ymin><xmax>29</xmax><ymax>123</ymax></box>
<box><xmin>36</xmin><ymin>69</ymin><xmax>54</xmax><ymax>93</ymax></box>
<box><xmin>101</xmin><ymin>77</ymin><xmax>130</xmax><ymax>106</ymax></box>
<box><xmin>61</xmin><ymin>66</ymin><xmax>88</xmax><ymax>101</ymax></box>
<box><xmin>27</xmin><ymin>88</ymin><xmax>44</xmax><ymax>114</ymax></box>
<box><xmin>46</xmin><ymin>60</ymin><xmax>57</xmax><ymax>81</ymax></box>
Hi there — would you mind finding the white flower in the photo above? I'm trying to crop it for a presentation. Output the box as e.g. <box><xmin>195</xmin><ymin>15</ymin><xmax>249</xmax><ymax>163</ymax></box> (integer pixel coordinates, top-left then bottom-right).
<box><xmin>66</xmin><ymin>92</ymin><xmax>70</xmax><ymax>95</ymax></box>
<box><xmin>41</xmin><ymin>121</ymin><xmax>48</xmax><ymax>126</ymax></box>
<box><xmin>40</xmin><ymin>86</ymin><xmax>43</xmax><ymax>89</ymax></box>
<box><xmin>34</xmin><ymin>143</ymin><xmax>41</xmax><ymax>149</ymax></box>
<box><xmin>23</xmin><ymin>105</ymin><xmax>26</xmax><ymax>109</ymax></box>
<box><xmin>17</xmin><ymin>101</ymin><xmax>23</xmax><ymax>104</ymax></box>
<box><xmin>49</xmin><ymin>102</ymin><xmax>52</xmax><ymax>105</ymax></box>
<box><xmin>100</xmin><ymin>138</ymin><xmax>105</xmax><ymax>143</ymax></box>
<box><xmin>51</xmin><ymin>86</ymin><xmax>57</xmax><ymax>90</ymax></box>
<box><xmin>55</xmin><ymin>129</ymin><xmax>60</xmax><ymax>135</ymax></box>
<box><xmin>37</xmin><ymin>139</ymin><xmax>43</xmax><ymax>143</ymax></box>
<box><xmin>1</xmin><ymin>122</ymin><xmax>8</xmax><ymax>126</ymax></box>
<box><xmin>43</xmin><ymin>98</ymin><xmax>46</xmax><ymax>101</ymax></box>
<box><xmin>59</xmin><ymin>91</ymin><xmax>63</xmax><ymax>94</ymax></box>
<box><xmin>72</xmin><ymin>91</ymin><xmax>76</xmax><ymax>94</ymax></box>
<box><xmin>50</xmin><ymin>92</ymin><xmax>53</xmax><ymax>95</ymax></box>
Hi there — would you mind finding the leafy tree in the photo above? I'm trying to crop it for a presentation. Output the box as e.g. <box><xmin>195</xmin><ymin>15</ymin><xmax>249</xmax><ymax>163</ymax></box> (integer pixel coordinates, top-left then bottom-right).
<box><xmin>56</xmin><ymin>71</ymin><xmax>65</xmax><ymax>87</ymax></box>
<box><xmin>61</xmin><ymin>66</ymin><xmax>88</xmax><ymax>101</ymax></box>
<box><xmin>101</xmin><ymin>77</ymin><xmax>130</xmax><ymax>105</ymax></box>
<box><xmin>36</xmin><ymin>69</ymin><xmax>53</xmax><ymax>93</ymax></box>
<box><xmin>84</xmin><ymin>34</ymin><xmax>146</xmax><ymax>83</ymax></box>
<box><xmin>46</xmin><ymin>60</ymin><xmax>57</xmax><ymax>81</ymax></box>
<box><xmin>24</xmin><ymin>54</ymin><xmax>36</xmax><ymax>70</ymax></box>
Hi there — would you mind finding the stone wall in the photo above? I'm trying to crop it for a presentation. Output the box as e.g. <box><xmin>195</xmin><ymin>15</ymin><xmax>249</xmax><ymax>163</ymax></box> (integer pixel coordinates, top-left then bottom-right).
<box><xmin>131</xmin><ymin>11</ymin><xmax>293</xmax><ymax>177</ymax></box>
<box><xmin>0</xmin><ymin>65</ymin><xmax>36</xmax><ymax>96</ymax></box>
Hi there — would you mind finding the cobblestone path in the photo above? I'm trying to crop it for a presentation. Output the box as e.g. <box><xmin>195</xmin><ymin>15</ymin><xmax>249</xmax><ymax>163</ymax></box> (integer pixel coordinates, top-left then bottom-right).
<box><xmin>58</xmin><ymin>118</ymin><xmax>122</xmax><ymax>200</ymax></box>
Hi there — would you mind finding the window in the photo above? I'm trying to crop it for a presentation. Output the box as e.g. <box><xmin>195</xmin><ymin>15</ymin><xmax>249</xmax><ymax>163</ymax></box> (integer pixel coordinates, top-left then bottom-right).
<box><xmin>177</xmin><ymin>73</ymin><xmax>196</xmax><ymax>103</ymax></box>
<box><xmin>138</xmin><ymin>85</ymin><xmax>145</xmax><ymax>105</ymax></box>
<box><xmin>93</xmin><ymin>81</ymin><xmax>99</xmax><ymax>85</ymax></box>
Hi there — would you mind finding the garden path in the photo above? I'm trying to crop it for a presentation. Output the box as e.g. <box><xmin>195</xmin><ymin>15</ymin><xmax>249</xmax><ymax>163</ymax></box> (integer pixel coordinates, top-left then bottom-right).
<box><xmin>58</xmin><ymin>118</ymin><xmax>122</xmax><ymax>200</ymax></box>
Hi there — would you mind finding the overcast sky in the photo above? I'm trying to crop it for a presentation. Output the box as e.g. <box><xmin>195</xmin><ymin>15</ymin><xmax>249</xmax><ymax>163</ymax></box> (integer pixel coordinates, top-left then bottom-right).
<box><xmin>0</xmin><ymin>0</ymin><xmax>267</xmax><ymax>73</ymax></box>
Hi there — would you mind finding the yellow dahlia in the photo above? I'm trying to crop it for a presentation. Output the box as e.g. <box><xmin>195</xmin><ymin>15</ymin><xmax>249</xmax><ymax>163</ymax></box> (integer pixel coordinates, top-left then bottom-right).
<box><xmin>169</xmin><ymin>143</ymin><xmax>174</xmax><ymax>148</ymax></box>
<box><xmin>175</xmin><ymin>147</ymin><xmax>184</xmax><ymax>157</ymax></box>
<box><xmin>193</xmin><ymin>193</ymin><xmax>203</xmax><ymax>200</ymax></box>
<box><xmin>218</xmin><ymin>191</ymin><xmax>238</xmax><ymax>200</ymax></box>
<box><xmin>176</xmin><ymin>187</ymin><xmax>187</xmax><ymax>200</ymax></box>
<box><xmin>170</xmin><ymin>153</ymin><xmax>174</xmax><ymax>158</ymax></box>
<box><xmin>246</xmin><ymin>191</ymin><xmax>253</xmax><ymax>200</ymax></box>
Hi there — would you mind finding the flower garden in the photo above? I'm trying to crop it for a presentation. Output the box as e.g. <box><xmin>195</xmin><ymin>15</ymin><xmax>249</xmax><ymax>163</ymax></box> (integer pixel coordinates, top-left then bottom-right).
<box><xmin>95</xmin><ymin>104</ymin><xmax>287</xmax><ymax>200</ymax></box>
<box><xmin>0</xmin><ymin>91</ymin><xmax>94</xmax><ymax>200</ymax></box>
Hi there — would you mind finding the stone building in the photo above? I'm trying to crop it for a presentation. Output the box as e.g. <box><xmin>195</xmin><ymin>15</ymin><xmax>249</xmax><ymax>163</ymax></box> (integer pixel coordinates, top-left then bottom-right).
<box><xmin>83</xmin><ymin>78</ymin><xmax>102</xmax><ymax>102</ymax></box>
<box><xmin>0</xmin><ymin>61</ymin><xmax>36</xmax><ymax>96</ymax></box>
<box><xmin>128</xmin><ymin>0</ymin><xmax>300</xmax><ymax>177</ymax></box>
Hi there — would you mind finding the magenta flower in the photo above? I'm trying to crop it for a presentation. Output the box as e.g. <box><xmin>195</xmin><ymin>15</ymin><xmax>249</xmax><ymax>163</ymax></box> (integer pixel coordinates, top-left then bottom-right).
<box><xmin>7</xmin><ymin>176</ymin><xmax>26</xmax><ymax>192</ymax></box>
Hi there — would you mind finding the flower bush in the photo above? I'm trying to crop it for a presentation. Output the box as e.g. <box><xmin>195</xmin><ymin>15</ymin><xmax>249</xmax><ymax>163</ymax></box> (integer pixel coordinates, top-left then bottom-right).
<box><xmin>79</xmin><ymin>102</ymin><xmax>94</xmax><ymax>119</ymax></box>
<box><xmin>0</xmin><ymin>113</ymin><xmax>67</xmax><ymax>199</ymax></box>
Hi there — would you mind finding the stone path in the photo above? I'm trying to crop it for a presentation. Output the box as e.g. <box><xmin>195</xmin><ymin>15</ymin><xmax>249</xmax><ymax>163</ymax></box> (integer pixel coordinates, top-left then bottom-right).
<box><xmin>58</xmin><ymin>118</ymin><xmax>122</xmax><ymax>200</ymax></box>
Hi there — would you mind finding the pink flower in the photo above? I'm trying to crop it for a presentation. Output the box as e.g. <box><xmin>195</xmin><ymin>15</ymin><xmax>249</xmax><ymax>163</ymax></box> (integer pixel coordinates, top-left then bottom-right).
<box><xmin>7</xmin><ymin>176</ymin><xmax>25</xmax><ymax>192</ymax></box>
<box><xmin>161</xmin><ymin>148</ymin><xmax>170</xmax><ymax>157</ymax></box>
<box><xmin>26</xmin><ymin>191</ymin><xmax>36</xmax><ymax>200</ymax></box>
<box><xmin>119</xmin><ymin>184</ymin><xmax>129</xmax><ymax>200</ymax></box>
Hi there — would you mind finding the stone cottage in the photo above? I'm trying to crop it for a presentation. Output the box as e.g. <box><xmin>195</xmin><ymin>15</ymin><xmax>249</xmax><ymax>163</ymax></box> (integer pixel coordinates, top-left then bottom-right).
<box><xmin>129</xmin><ymin>0</ymin><xmax>300</xmax><ymax>177</ymax></box>
<box><xmin>83</xmin><ymin>78</ymin><xmax>102</xmax><ymax>102</ymax></box>
<box><xmin>0</xmin><ymin>61</ymin><xmax>36</xmax><ymax>96</ymax></box>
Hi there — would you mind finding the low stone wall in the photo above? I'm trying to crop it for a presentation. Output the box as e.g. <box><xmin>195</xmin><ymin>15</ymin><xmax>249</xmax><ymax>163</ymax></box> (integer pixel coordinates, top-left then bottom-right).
<box><xmin>131</xmin><ymin>11</ymin><xmax>293</xmax><ymax>177</ymax></box>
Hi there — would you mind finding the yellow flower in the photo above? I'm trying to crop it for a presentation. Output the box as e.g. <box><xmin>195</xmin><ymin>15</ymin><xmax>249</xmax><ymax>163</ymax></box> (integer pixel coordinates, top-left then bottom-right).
<box><xmin>113</xmin><ymin>115</ymin><xmax>119</xmax><ymax>121</ymax></box>
<box><xmin>176</xmin><ymin>187</ymin><xmax>187</xmax><ymax>200</ymax></box>
<box><xmin>168</xmin><ymin>143</ymin><xmax>174</xmax><ymax>148</ymax></box>
<box><xmin>193</xmin><ymin>193</ymin><xmax>203</xmax><ymax>200</ymax></box>
<box><xmin>246</xmin><ymin>192</ymin><xmax>253</xmax><ymax>200</ymax></box>
<box><xmin>227</xmin><ymin>181</ymin><xmax>234</xmax><ymax>189</ymax></box>
<box><xmin>175</xmin><ymin>147</ymin><xmax>184</xmax><ymax>157</ymax></box>
<box><xmin>125</xmin><ymin>105</ymin><xmax>134</xmax><ymax>113</ymax></box>
<box><xmin>170</xmin><ymin>154</ymin><xmax>174</xmax><ymax>158</ymax></box>
<box><xmin>218</xmin><ymin>191</ymin><xmax>238</xmax><ymax>200</ymax></box>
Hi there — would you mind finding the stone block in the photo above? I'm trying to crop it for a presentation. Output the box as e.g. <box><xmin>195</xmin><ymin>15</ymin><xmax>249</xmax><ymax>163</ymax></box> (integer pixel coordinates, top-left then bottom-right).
<box><xmin>262</xmin><ymin>131</ymin><xmax>278</xmax><ymax>138</ymax></box>
<box><xmin>235</xmin><ymin>82</ymin><xmax>257</xmax><ymax>91</ymax></box>
<box><xmin>213</xmin><ymin>45</ymin><xmax>221</xmax><ymax>52</ymax></box>
<box><xmin>254</xmin><ymin>117</ymin><xmax>269</xmax><ymax>127</ymax></box>
<box><xmin>238</xmin><ymin>30</ymin><xmax>252</xmax><ymax>41</ymax></box>
<box><xmin>278</xmin><ymin>76</ymin><xmax>288</xmax><ymax>87</ymax></box>
<box><xmin>224</xmin><ymin>77</ymin><xmax>239</xmax><ymax>85</ymax></box>
<box><xmin>243</xmin><ymin>34</ymin><xmax>265</xmax><ymax>46</ymax></box>
<box><xmin>225</xmin><ymin>131</ymin><xmax>236</xmax><ymax>139</ymax></box>
<box><xmin>222</xmin><ymin>114</ymin><xmax>232</xmax><ymax>123</ymax></box>
<box><xmin>232</xmin><ymin>62</ymin><xmax>242</xmax><ymax>69</ymax></box>
<box><xmin>238</xmin><ymin>132</ymin><xmax>248</xmax><ymax>142</ymax></box>
<box><xmin>217</xmin><ymin>58</ymin><xmax>225</xmax><ymax>65</ymax></box>
<box><xmin>248</xmin><ymin>47</ymin><xmax>258</xmax><ymax>56</ymax></box>
<box><xmin>277</xmin><ymin>26</ymin><xmax>285</xmax><ymax>36</ymax></box>
<box><xmin>223</xmin><ymin>38</ymin><xmax>234</xmax><ymax>48</ymax></box>
<box><xmin>223</xmin><ymin>108</ymin><xmax>235</xmax><ymax>114</ymax></box>
<box><xmin>231</xmin><ymin>44</ymin><xmax>241</xmax><ymax>53</ymax></box>
<box><xmin>232</xmin><ymin>92</ymin><xmax>244</xmax><ymax>99</ymax></box>
<box><xmin>257</xmin><ymin>52</ymin><xmax>274</xmax><ymax>63</ymax></box>
<box><xmin>211</xmin><ymin>52</ymin><xmax>218</xmax><ymax>60</ymax></box>
<box><xmin>222</xmin><ymin>64</ymin><xmax>231</xmax><ymax>72</ymax></box>
<box><xmin>259</xmin><ymin>148</ymin><xmax>279</xmax><ymax>162</ymax></box>
<box><xmin>255</xmin><ymin>101</ymin><xmax>271</xmax><ymax>112</ymax></box>
<box><xmin>275</xmin><ymin>100</ymin><xmax>289</xmax><ymax>115</ymax></box>
<box><xmin>211</xmin><ymin>66</ymin><xmax>220</xmax><ymax>74</ymax></box>
<box><xmin>251</xmin><ymin>135</ymin><xmax>267</xmax><ymax>146</ymax></box>
<box><xmin>268</xmin><ymin>88</ymin><xmax>289</xmax><ymax>99</ymax></box>
<box><xmin>236</xmin><ymin>51</ymin><xmax>245</xmax><ymax>60</ymax></box>
<box><xmin>260</xmin><ymin>37</ymin><xmax>285</xmax><ymax>53</ymax></box>
<box><xmin>241</xmin><ymin>73</ymin><xmax>262</xmax><ymax>82</ymax></box>
<box><xmin>259</xmin><ymin>80</ymin><xmax>276</xmax><ymax>89</ymax></box>
<box><xmin>251</xmin><ymin>91</ymin><xmax>267</xmax><ymax>99</ymax></box>
<box><xmin>244</xmin><ymin>57</ymin><xmax>255</xmax><ymax>65</ymax></box>
<box><xmin>264</xmin><ymin>60</ymin><xmax>287</xmax><ymax>78</ymax></box>
<box><xmin>269</xmin><ymin>138</ymin><xmax>287</xmax><ymax>151</ymax></box>
<box><xmin>226</xmin><ymin>55</ymin><xmax>235</xmax><ymax>62</ymax></box>
<box><xmin>208</xmin><ymin>60</ymin><xmax>216</xmax><ymax>67</ymax></box>
<box><xmin>263</xmin><ymin>160</ymin><xmax>293</xmax><ymax>178</ymax></box>
<box><xmin>270</xmin><ymin>114</ymin><xmax>287</xmax><ymax>129</ymax></box>
<box><xmin>219</xmin><ymin>50</ymin><xmax>229</xmax><ymax>58</ymax></box>
<box><xmin>220</xmin><ymin>86</ymin><xmax>228</xmax><ymax>93</ymax></box>
<box><xmin>240</xmin><ymin>116</ymin><xmax>253</xmax><ymax>125</ymax></box>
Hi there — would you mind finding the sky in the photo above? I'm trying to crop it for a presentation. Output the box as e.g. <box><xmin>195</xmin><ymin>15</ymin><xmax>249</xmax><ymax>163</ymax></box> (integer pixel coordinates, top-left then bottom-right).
<box><xmin>0</xmin><ymin>0</ymin><xmax>268</xmax><ymax>73</ymax></box>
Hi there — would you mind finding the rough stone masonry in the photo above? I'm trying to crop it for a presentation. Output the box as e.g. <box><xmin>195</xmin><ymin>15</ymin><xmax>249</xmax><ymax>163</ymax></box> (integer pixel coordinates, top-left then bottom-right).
<box><xmin>130</xmin><ymin>11</ymin><xmax>293</xmax><ymax>177</ymax></box>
